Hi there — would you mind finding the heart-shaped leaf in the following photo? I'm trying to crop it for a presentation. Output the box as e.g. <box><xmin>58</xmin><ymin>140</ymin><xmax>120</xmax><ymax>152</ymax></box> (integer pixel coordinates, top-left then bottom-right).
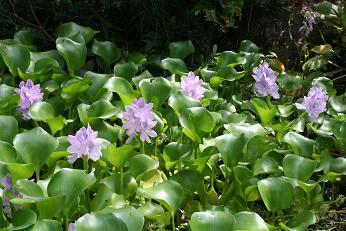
<box><xmin>190</xmin><ymin>211</ymin><xmax>235</xmax><ymax>231</ymax></box>
<box><xmin>234</xmin><ymin>211</ymin><xmax>269</xmax><ymax>231</ymax></box>
<box><xmin>257</xmin><ymin>177</ymin><xmax>294</xmax><ymax>212</ymax></box>
<box><xmin>169</xmin><ymin>40</ymin><xmax>195</xmax><ymax>59</ymax></box>
<box><xmin>283</xmin><ymin>154</ymin><xmax>317</xmax><ymax>182</ymax></box>
<box><xmin>28</xmin><ymin>102</ymin><xmax>55</xmax><ymax>121</ymax></box>
<box><xmin>128</xmin><ymin>154</ymin><xmax>159</xmax><ymax>180</ymax></box>
<box><xmin>0</xmin><ymin>43</ymin><xmax>30</xmax><ymax>76</ymax></box>
<box><xmin>14</xmin><ymin>127</ymin><xmax>58</xmax><ymax>176</ymax></box>
<box><xmin>114</xmin><ymin>61</ymin><xmax>138</xmax><ymax>80</ymax></box>
<box><xmin>76</xmin><ymin>213</ymin><xmax>127</xmax><ymax>231</ymax></box>
<box><xmin>139</xmin><ymin>77</ymin><xmax>172</xmax><ymax>107</ymax></box>
<box><xmin>0</xmin><ymin>115</ymin><xmax>18</xmax><ymax>143</ymax></box>
<box><xmin>282</xmin><ymin>132</ymin><xmax>315</xmax><ymax>158</ymax></box>
<box><xmin>91</xmin><ymin>39</ymin><xmax>120</xmax><ymax>65</ymax></box>
<box><xmin>55</xmin><ymin>22</ymin><xmax>98</xmax><ymax>43</ymax></box>
<box><xmin>161</xmin><ymin>57</ymin><xmax>187</xmax><ymax>74</ymax></box>
<box><xmin>215</xmin><ymin>133</ymin><xmax>247</xmax><ymax>167</ymax></box>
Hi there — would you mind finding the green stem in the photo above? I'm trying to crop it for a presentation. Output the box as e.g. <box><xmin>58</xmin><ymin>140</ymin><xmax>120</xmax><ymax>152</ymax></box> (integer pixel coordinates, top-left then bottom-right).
<box><xmin>140</xmin><ymin>141</ymin><xmax>145</xmax><ymax>154</ymax></box>
<box><xmin>35</xmin><ymin>170</ymin><xmax>40</xmax><ymax>182</ymax></box>
<box><xmin>33</xmin><ymin>120</ymin><xmax>39</xmax><ymax>127</ymax></box>
<box><xmin>171</xmin><ymin>212</ymin><xmax>176</xmax><ymax>231</ymax></box>
<box><xmin>83</xmin><ymin>155</ymin><xmax>89</xmax><ymax>173</ymax></box>
<box><xmin>120</xmin><ymin>167</ymin><xmax>124</xmax><ymax>194</ymax></box>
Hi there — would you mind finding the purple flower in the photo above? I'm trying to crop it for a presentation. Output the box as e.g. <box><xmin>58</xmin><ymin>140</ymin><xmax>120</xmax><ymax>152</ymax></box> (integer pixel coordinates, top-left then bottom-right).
<box><xmin>299</xmin><ymin>6</ymin><xmax>320</xmax><ymax>38</ymax></box>
<box><xmin>122</xmin><ymin>97</ymin><xmax>157</xmax><ymax>144</ymax></box>
<box><xmin>252</xmin><ymin>63</ymin><xmax>280</xmax><ymax>99</ymax></box>
<box><xmin>68</xmin><ymin>223</ymin><xmax>76</xmax><ymax>231</ymax></box>
<box><xmin>296</xmin><ymin>86</ymin><xmax>328</xmax><ymax>122</ymax></box>
<box><xmin>67</xmin><ymin>125</ymin><xmax>102</xmax><ymax>164</ymax></box>
<box><xmin>0</xmin><ymin>175</ymin><xmax>12</xmax><ymax>190</ymax></box>
<box><xmin>180</xmin><ymin>71</ymin><xmax>206</xmax><ymax>100</ymax></box>
<box><xmin>15</xmin><ymin>80</ymin><xmax>43</xmax><ymax>120</ymax></box>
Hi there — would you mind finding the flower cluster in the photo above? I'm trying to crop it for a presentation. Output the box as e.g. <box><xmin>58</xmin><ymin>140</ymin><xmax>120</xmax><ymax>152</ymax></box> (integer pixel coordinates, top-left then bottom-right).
<box><xmin>123</xmin><ymin>97</ymin><xmax>157</xmax><ymax>144</ymax></box>
<box><xmin>180</xmin><ymin>71</ymin><xmax>206</xmax><ymax>100</ymax></box>
<box><xmin>252</xmin><ymin>63</ymin><xmax>280</xmax><ymax>99</ymax></box>
<box><xmin>67</xmin><ymin>125</ymin><xmax>102</xmax><ymax>164</ymax></box>
<box><xmin>15</xmin><ymin>80</ymin><xmax>43</xmax><ymax>120</ymax></box>
<box><xmin>0</xmin><ymin>175</ymin><xmax>21</xmax><ymax>218</ymax></box>
<box><xmin>299</xmin><ymin>6</ymin><xmax>320</xmax><ymax>38</ymax></box>
<box><xmin>296</xmin><ymin>86</ymin><xmax>328</xmax><ymax>122</ymax></box>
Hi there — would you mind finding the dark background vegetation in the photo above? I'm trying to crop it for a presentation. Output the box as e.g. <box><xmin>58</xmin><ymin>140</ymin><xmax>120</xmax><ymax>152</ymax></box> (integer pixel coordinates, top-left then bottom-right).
<box><xmin>0</xmin><ymin>0</ymin><xmax>344</xmax><ymax>82</ymax></box>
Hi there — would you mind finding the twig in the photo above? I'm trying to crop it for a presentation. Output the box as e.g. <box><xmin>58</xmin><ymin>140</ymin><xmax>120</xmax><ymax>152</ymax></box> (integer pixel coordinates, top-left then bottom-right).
<box><xmin>28</xmin><ymin>0</ymin><xmax>55</xmax><ymax>42</ymax></box>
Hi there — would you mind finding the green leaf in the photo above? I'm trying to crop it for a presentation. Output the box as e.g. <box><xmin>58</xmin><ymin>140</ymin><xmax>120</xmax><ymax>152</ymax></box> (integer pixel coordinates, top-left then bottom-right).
<box><xmin>84</xmin><ymin>72</ymin><xmax>112</xmax><ymax>101</ymax></box>
<box><xmin>55</xmin><ymin>22</ymin><xmax>98</xmax><ymax>43</ymax></box>
<box><xmin>88</xmin><ymin>100</ymin><xmax>117</xmax><ymax>119</ymax></box>
<box><xmin>140</xmin><ymin>180</ymin><xmax>184</xmax><ymax>214</ymax></box>
<box><xmin>28</xmin><ymin>102</ymin><xmax>55</xmax><ymax>121</ymax></box>
<box><xmin>190</xmin><ymin>211</ymin><xmax>236</xmax><ymax>231</ymax></box>
<box><xmin>280</xmin><ymin>210</ymin><xmax>316</xmax><ymax>231</ymax></box>
<box><xmin>239</xmin><ymin>40</ymin><xmax>260</xmax><ymax>53</ymax></box>
<box><xmin>257</xmin><ymin>177</ymin><xmax>294</xmax><ymax>212</ymax></box>
<box><xmin>161</xmin><ymin>57</ymin><xmax>187</xmax><ymax>74</ymax></box>
<box><xmin>253</xmin><ymin>156</ymin><xmax>279</xmax><ymax>175</ymax></box>
<box><xmin>216</xmin><ymin>51</ymin><xmax>246</xmax><ymax>67</ymax></box>
<box><xmin>163</xmin><ymin>142</ymin><xmax>192</xmax><ymax>170</ymax></box>
<box><xmin>224</xmin><ymin>122</ymin><xmax>268</xmax><ymax>141</ymax></box>
<box><xmin>36</xmin><ymin>195</ymin><xmax>66</xmax><ymax>219</ymax></box>
<box><xmin>250</xmin><ymin>98</ymin><xmax>277</xmax><ymax>125</ymax></box>
<box><xmin>56</xmin><ymin>37</ymin><xmax>87</xmax><ymax>73</ymax></box>
<box><xmin>311</xmin><ymin>44</ymin><xmax>333</xmax><ymax>55</ymax></box>
<box><xmin>215</xmin><ymin>134</ymin><xmax>247</xmax><ymax>167</ymax></box>
<box><xmin>0</xmin><ymin>141</ymin><xmax>18</xmax><ymax>163</ymax></box>
<box><xmin>282</xmin><ymin>132</ymin><xmax>315</xmax><ymax>158</ymax></box>
<box><xmin>104</xmin><ymin>77</ymin><xmax>135</xmax><ymax>105</ymax></box>
<box><xmin>0</xmin><ymin>43</ymin><xmax>30</xmax><ymax>76</ymax></box>
<box><xmin>246</xmin><ymin>136</ymin><xmax>278</xmax><ymax>162</ymax></box>
<box><xmin>128</xmin><ymin>154</ymin><xmax>159</xmax><ymax>180</ymax></box>
<box><xmin>47</xmin><ymin>168</ymin><xmax>96</xmax><ymax>204</ymax></box>
<box><xmin>234</xmin><ymin>211</ymin><xmax>269</xmax><ymax>231</ymax></box>
<box><xmin>283</xmin><ymin>154</ymin><xmax>317</xmax><ymax>182</ymax></box>
<box><xmin>139</xmin><ymin>77</ymin><xmax>172</xmax><ymax>107</ymax></box>
<box><xmin>12</xmin><ymin>208</ymin><xmax>37</xmax><ymax>230</ymax></box>
<box><xmin>29</xmin><ymin>219</ymin><xmax>63</xmax><ymax>231</ymax></box>
<box><xmin>171</xmin><ymin>170</ymin><xmax>203</xmax><ymax>193</ymax></box>
<box><xmin>302</xmin><ymin>55</ymin><xmax>329</xmax><ymax>72</ymax></box>
<box><xmin>312</xmin><ymin>77</ymin><xmax>336</xmax><ymax>96</ymax></box>
<box><xmin>14</xmin><ymin>179</ymin><xmax>44</xmax><ymax>199</ymax></box>
<box><xmin>168</xmin><ymin>92</ymin><xmax>201</xmax><ymax>115</ymax></box>
<box><xmin>277</xmin><ymin>72</ymin><xmax>303</xmax><ymax>91</ymax></box>
<box><xmin>61</xmin><ymin>79</ymin><xmax>89</xmax><ymax>100</ymax></box>
<box><xmin>6</xmin><ymin>163</ymin><xmax>34</xmax><ymax>183</ymax></box>
<box><xmin>76</xmin><ymin>213</ymin><xmax>127</xmax><ymax>231</ymax></box>
<box><xmin>179</xmin><ymin>107</ymin><xmax>214</xmax><ymax>138</ymax></box>
<box><xmin>105</xmin><ymin>206</ymin><xmax>144</xmax><ymax>231</ymax></box>
<box><xmin>107</xmin><ymin>145</ymin><xmax>134</xmax><ymax>168</ymax></box>
<box><xmin>169</xmin><ymin>40</ymin><xmax>195</xmax><ymax>59</ymax></box>
<box><xmin>91</xmin><ymin>39</ymin><xmax>120</xmax><ymax>65</ymax></box>
<box><xmin>14</xmin><ymin>127</ymin><xmax>58</xmax><ymax>175</ymax></box>
<box><xmin>114</xmin><ymin>61</ymin><xmax>138</xmax><ymax>80</ymax></box>
<box><xmin>329</xmin><ymin>92</ymin><xmax>346</xmax><ymax>113</ymax></box>
<box><xmin>46</xmin><ymin>116</ymin><xmax>68</xmax><ymax>135</ymax></box>
<box><xmin>14</xmin><ymin>29</ymin><xmax>36</xmax><ymax>46</ymax></box>
<box><xmin>0</xmin><ymin>115</ymin><xmax>17</xmax><ymax>143</ymax></box>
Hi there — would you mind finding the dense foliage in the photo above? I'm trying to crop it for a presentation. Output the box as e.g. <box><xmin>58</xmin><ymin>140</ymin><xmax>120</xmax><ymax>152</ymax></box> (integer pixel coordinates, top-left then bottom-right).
<box><xmin>0</xmin><ymin>1</ymin><xmax>345</xmax><ymax>231</ymax></box>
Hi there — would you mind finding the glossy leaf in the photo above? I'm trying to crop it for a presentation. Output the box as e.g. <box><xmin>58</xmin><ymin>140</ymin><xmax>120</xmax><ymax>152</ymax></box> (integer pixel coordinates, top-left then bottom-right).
<box><xmin>6</xmin><ymin>163</ymin><xmax>34</xmax><ymax>183</ymax></box>
<box><xmin>161</xmin><ymin>57</ymin><xmax>187</xmax><ymax>74</ymax></box>
<box><xmin>139</xmin><ymin>77</ymin><xmax>172</xmax><ymax>107</ymax></box>
<box><xmin>234</xmin><ymin>211</ymin><xmax>269</xmax><ymax>231</ymax></box>
<box><xmin>91</xmin><ymin>39</ymin><xmax>120</xmax><ymax>65</ymax></box>
<box><xmin>76</xmin><ymin>213</ymin><xmax>127</xmax><ymax>231</ymax></box>
<box><xmin>239</xmin><ymin>40</ymin><xmax>260</xmax><ymax>53</ymax></box>
<box><xmin>114</xmin><ymin>61</ymin><xmax>138</xmax><ymax>79</ymax></box>
<box><xmin>190</xmin><ymin>211</ymin><xmax>235</xmax><ymax>231</ymax></box>
<box><xmin>14</xmin><ymin>127</ymin><xmax>58</xmax><ymax>175</ymax></box>
<box><xmin>56</xmin><ymin>37</ymin><xmax>87</xmax><ymax>73</ymax></box>
<box><xmin>169</xmin><ymin>40</ymin><xmax>195</xmax><ymax>59</ymax></box>
<box><xmin>179</xmin><ymin>107</ymin><xmax>215</xmax><ymax>137</ymax></box>
<box><xmin>277</xmin><ymin>72</ymin><xmax>303</xmax><ymax>91</ymax></box>
<box><xmin>128</xmin><ymin>154</ymin><xmax>159</xmax><ymax>179</ymax></box>
<box><xmin>140</xmin><ymin>180</ymin><xmax>184</xmax><ymax>213</ymax></box>
<box><xmin>282</xmin><ymin>132</ymin><xmax>314</xmax><ymax>158</ymax></box>
<box><xmin>61</xmin><ymin>79</ymin><xmax>89</xmax><ymax>100</ymax></box>
<box><xmin>216</xmin><ymin>51</ymin><xmax>246</xmax><ymax>67</ymax></box>
<box><xmin>0</xmin><ymin>141</ymin><xmax>18</xmax><ymax>163</ymax></box>
<box><xmin>0</xmin><ymin>43</ymin><xmax>30</xmax><ymax>76</ymax></box>
<box><xmin>104</xmin><ymin>77</ymin><xmax>135</xmax><ymax>105</ymax></box>
<box><xmin>283</xmin><ymin>154</ymin><xmax>317</xmax><ymax>182</ymax></box>
<box><xmin>253</xmin><ymin>156</ymin><xmax>279</xmax><ymax>175</ymax></box>
<box><xmin>29</xmin><ymin>219</ymin><xmax>63</xmax><ymax>231</ymax></box>
<box><xmin>28</xmin><ymin>102</ymin><xmax>55</xmax><ymax>121</ymax></box>
<box><xmin>106</xmin><ymin>206</ymin><xmax>144</xmax><ymax>231</ymax></box>
<box><xmin>55</xmin><ymin>22</ymin><xmax>98</xmax><ymax>43</ymax></box>
<box><xmin>14</xmin><ymin>179</ymin><xmax>44</xmax><ymax>199</ymax></box>
<box><xmin>12</xmin><ymin>208</ymin><xmax>37</xmax><ymax>230</ymax></box>
<box><xmin>107</xmin><ymin>145</ymin><xmax>134</xmax><ymax>168</ymax></box>
<box><xmin>250</xmin><ymin>98</ymin><xmax>277</xmax><ymax>125</ymax></box>
<box><xmin>257</xmin><ymin>177</ymin><xmax>294</xmax><ymax>212</ymax></box>
<box><xmin>168</xmin><ymin>92</ymin><xmax>201</xmax><ymax>115</ymax></box>
<box><xmin>88</xmin><ymin>100</ymin><xmax>117</xmax><ymax>119</ymax></box>
<box><xmin>0</xmin><ymin>115</ymin><xmax>18</xmax><ymax>143</ymax></box>
<box><xmin>215</xmin><ymin>133</ymin><xmax>247</xmax><ymax>167</ymax></box>
<box><xmin>36</xmin><ymin>195</ymin><xmax>66</xmax><ymax>219</ymax></box>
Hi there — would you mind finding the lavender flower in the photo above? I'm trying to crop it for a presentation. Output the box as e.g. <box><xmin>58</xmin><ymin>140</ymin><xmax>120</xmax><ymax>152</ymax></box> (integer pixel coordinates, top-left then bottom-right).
<box><xmin>67</xmin><ymin>125</ymin><xmax>102</xmax><ymax>164</ymax></box>
<box><xmin>122</xmin><ymin>97</ymin><xmax>157</xmax><ymax>144</ymax></box>
<box><xmin>252</xmin><ymin>63</ymin><xmax>280</xmax><ymax>99</ymax></box>
<box><xmin>68</xmin><ymin>223</ymin><xmax>76</xmax><ymax>231</ymax></box>
<box><xmin>299</xmin><ymin>6</ymin><xmax>320</xmax><ymax>38</ymax></box>
<box><xmin>296</xmin><ymin>86</ymin><xmax>328</xmax><ymax>122</ymax></box>
<box><xmin>0</xmin><ymin>174</ymin><xmax>21</xmax><ymax>218</ymax></box>
<box><xmin>180</xmin><ymin>71</ymin><xmax>206</xmax><ymax>100</ymax></box>
<box><xmin>15</xmin><ymin>80</ymin><xmax>43</xmax><ymax>120</ymax></box>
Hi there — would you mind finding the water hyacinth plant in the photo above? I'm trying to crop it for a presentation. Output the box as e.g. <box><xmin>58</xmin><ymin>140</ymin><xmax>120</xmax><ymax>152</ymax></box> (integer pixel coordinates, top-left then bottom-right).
<box><xmin>0</xmin><ymin>22</ymin><xmax>344</xmax><ymax>231</ymax></box>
